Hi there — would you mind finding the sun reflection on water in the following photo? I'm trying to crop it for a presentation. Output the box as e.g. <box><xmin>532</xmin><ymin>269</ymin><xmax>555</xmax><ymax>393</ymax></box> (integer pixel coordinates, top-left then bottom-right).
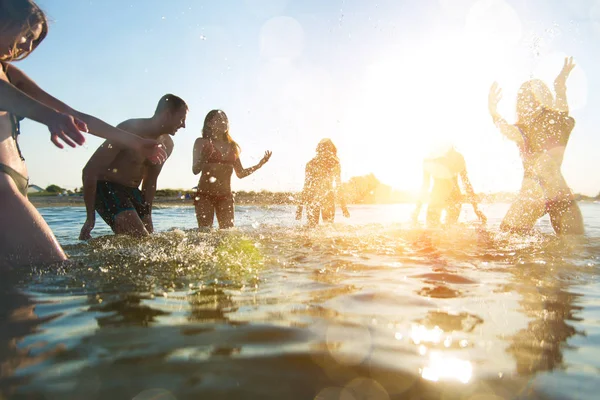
<box><xmin>409</xmin><ymin>323</ymin><xmax>473</xmax><ymax>384</ymax></box>
<box><xmin>421</xmin><ymin>352</ymin><xmax>473</xmax><ymax>384</ymax></box>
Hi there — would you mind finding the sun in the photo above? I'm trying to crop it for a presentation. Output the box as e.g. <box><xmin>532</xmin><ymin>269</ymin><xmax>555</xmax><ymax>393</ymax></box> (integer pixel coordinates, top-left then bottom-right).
<box><xmin>340</xmin><ymin>33</ymin><xmax>512</xmax><ymax>192</ymax></box>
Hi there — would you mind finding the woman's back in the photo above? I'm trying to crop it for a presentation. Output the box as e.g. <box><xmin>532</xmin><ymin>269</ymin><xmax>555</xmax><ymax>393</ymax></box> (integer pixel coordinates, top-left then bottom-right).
<box><xmin>304</xmin><ymin>156</ymin><xmax>339</xmax><ymax>198</ymax></box>
<box><xmin>517</xmin><ymin>107</ymin><xmax>574</xmax><ymax>168</ymax></box>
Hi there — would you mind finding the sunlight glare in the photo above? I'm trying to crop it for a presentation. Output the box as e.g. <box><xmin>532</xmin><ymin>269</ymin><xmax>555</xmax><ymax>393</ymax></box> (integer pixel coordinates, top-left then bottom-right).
<box><xmin>421</xmin><ymin>352</ymin><xmax>473</xmax><ymax>384</ymax></box>
<box><xmin>411</xmin><ymin>324</ymin><xmax>444</xmax><ymax>345</ymax></box>
<box><xmin>465</xmin><ymin>0</ymin><xmax>522</xmax><ymax>51</ymax></box>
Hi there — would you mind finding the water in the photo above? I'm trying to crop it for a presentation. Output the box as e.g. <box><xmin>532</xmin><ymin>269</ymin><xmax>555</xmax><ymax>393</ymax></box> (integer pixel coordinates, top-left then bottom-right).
<box><xmin>2</xmin><ymin>203</ymin><xmax>600</xmax><ymax>399</ymax></box>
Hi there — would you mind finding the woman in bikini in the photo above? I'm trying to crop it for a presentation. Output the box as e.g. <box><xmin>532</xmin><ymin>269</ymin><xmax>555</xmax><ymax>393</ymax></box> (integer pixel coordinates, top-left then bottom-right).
<box><xmin>192</xmin><ymin>109</ymin><xmax>272</xmax><ymax>229</ymax></box>
<box><xmin>0</xmin><ymin>0</ymin><xmax>166</xmax><ymax>267</ymax></box>
<box><xmin>488</xmin><ymin>56</ymin><xmax>584</xmax><ymax>235</ymax></box>
<box><xmin>296</xmin><ymin>138</ymin><xmax>350</xmax><ymax>227</ymax></box>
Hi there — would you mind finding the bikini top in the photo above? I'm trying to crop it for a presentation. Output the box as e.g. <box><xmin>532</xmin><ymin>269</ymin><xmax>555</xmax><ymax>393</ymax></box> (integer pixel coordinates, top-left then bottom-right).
<box><xmin>0</xmin><ymin>62</ymin><xmax>25</xmax><ymax>161</ymax></box>
<box><xmin>515</xmin><ymin>107</ymin><xmax>575</xmax><ymax>158</ymax></box>
<box><xmin>203</xmin><ymin>140</ymin><xmax>237</xmax><ymax>165</ymax></box>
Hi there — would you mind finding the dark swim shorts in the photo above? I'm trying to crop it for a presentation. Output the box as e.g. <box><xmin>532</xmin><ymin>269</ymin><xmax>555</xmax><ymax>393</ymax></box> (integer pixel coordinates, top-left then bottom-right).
<box><xmin>95</xmin><ymin>181</ymin><xmax>150</xmax><ymax>229</ymax></box>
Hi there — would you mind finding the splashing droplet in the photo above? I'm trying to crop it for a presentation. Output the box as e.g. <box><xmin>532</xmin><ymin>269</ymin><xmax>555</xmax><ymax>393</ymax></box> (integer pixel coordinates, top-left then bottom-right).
<box><xmin>209</xmin><ymin>177</ymin><xmax>217</xmax><ymax>183</ymax></box>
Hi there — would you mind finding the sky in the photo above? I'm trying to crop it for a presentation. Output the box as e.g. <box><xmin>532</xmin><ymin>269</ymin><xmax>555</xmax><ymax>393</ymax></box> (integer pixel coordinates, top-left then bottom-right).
<box><xmin>14</xmin><ymin>0</ymin><xmax>600</xmax><ymax>196</ymax></box>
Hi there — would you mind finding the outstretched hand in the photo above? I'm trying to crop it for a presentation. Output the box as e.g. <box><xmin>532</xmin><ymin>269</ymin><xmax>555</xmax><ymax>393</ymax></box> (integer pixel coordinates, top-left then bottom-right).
<box><xmin>260</xmin><ymin>150</ymin><xmax>272</xmax><ymax>166</ymax></box>
<box><xmin>48</xmin><ymin>113</ymin><xmax>88</xmax><ymax>149</ymax></box>
<box><xmin>555</xmin><ymin>56</ymin><xmax>575</xmax><ymax>88</ymax></box>
<box><xmin>488</xmin><ymin>82</ymin><xmax>502</xmax><ymax>116</ymax></box>
<box><xmin>139</xmin><ymin>139</ymin><xmax>168</xmax><ymax>165</ymax></box>
<box><xmin>79</xmin><ymin>217</ymin><xmax>95</xmax><ymax>240</ymax></box>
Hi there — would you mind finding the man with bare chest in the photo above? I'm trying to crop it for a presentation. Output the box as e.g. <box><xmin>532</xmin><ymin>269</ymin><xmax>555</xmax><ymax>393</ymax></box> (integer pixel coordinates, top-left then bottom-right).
<box><xmin>79</xmin><ymin>94</ymin><xmax>188</xmax><ymax>239</ymax></box>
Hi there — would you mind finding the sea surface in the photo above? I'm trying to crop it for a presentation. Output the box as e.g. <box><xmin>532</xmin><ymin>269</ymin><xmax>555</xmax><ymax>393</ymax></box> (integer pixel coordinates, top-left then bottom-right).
<box><xmin>2</xmin><ymin>203</ymin><xmax>600</xmax><ymax>399</ymax></box>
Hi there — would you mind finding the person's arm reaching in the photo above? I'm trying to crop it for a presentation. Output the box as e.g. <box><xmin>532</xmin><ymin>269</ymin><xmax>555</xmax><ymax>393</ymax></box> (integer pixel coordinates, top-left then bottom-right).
<box><xmin>79</xmin><ymin>142</ymin><xmax>120</xmax><ymax>240</ymax></box>
<box><xmin>459</xmin><ymin>169</ymin><xmax>486</xmax><ymax>224</ymax></box>
<box><xmin>4</xmin><ymin>64</ymin><xmax>166</xmax><ymax>164</ymax></box>
<box><xmin>141</xmin><ymin>137</ymin><xmax>174</xmax><ymax>233</ymax></box>
<box><xmin>0</xmin><ymin>76</ymin><xmax>86</xmax><ymax>148</ymax></box>
<box><xmin>335</xmin><ymin>163</ymin><xmax>350</xmax><ymax>218</ymax></box>
<box><xmin>233</xmin><ymin>150</ymin><xmax>272</xmax><ymax>179</ymax></box>
<box><xmin>488</xmin><ymin>82</ymin><xmax>523</xmax><ymax>143</ymax></box>
<box><xmin>296</xmin><ymin>163</ymin><xmax>310</xmax><ymax>220</ymax></box>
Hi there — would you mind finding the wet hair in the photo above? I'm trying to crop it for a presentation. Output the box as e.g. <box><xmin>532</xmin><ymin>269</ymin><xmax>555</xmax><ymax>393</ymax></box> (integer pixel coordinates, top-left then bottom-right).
<box><xmin>316</xmin><ymin>138</ymin><xmax>337</xmax><ymax>157</ymax></box>
<box><xmin>314</xmin><ymin>138</ymin><xmax>339</xmax><ymax>169</ymax></box>
<box><xmin>0</xmin><ymin>0</ymin><xmax>48</xmax><ymax>61</ymax></box>
<box><xmin>202</xmin><ymin>109</ymin><xmax>240</xmax><ymax>156</ymax></box>
<box><xmin>516</xmin><ymin>79</ymin><xmax>554</xmax><ymax>123</ymax></box>
<box><xmin>155</xmin><ymin>94</ymin><xmax>188</xmax><ymax>115</ymax></box>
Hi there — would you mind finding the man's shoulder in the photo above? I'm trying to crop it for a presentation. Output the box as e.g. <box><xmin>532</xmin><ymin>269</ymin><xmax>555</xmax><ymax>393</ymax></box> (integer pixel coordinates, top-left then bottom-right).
<box><xmin>117</xmin><ymin>118</ymin><xmax>146</xmax><ymax>135</ymax></box>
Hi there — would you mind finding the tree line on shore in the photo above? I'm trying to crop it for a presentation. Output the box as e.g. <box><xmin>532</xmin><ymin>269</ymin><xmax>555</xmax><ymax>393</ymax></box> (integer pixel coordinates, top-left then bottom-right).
<box><xmin>32</xmin><ymin>175</ymin><xmax>600</xmax><ymax>204</ymax></box>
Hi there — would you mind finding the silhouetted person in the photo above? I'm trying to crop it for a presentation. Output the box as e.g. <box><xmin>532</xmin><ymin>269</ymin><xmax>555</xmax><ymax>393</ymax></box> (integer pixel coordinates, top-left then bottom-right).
<box><xmin>412</xmin><ymin>145</ymin><xmax>485</xmax><ymax>227</ymax></box>
<box><xmin>296</xmin><ymin>139</ymin><xmax>350</xmax><ymax>227</ymax></box>
<box><xmin>488</xmin><ymin>56</ymin><xmax>583</xmax><ymax>235</ymax></box>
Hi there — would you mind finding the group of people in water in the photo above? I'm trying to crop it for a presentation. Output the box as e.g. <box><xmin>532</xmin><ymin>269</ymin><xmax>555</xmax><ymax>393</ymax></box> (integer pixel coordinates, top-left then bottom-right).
<box><xmin>0</xmin><ymin>0</ymin><xmax>585</xmax><ymax>267</ymax></box>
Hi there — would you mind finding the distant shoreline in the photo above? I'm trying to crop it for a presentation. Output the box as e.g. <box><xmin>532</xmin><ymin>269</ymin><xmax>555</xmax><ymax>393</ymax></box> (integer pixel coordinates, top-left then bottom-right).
<box><xmin>28</xmin><ymin>195</ymin><xmax>600</xmax><ymax>209</ymax></box>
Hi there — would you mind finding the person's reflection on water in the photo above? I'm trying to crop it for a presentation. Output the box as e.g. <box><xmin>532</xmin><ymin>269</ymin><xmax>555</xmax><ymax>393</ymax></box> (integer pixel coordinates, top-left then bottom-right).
<box><xmin>0</xmin><ymin>282</ymin><xmax>65</xmax><ymax>397</ymax></box>
<box><xmin>504</xmin><ymin>258</ymin><xmax>583</xmax><ymax>375</ymax></box>
<box><xmin>88</xmin><ymin>293</ymin><xmax>170</xmax><ymax>328</ymax></box>
<box><xmin>187</xmin><ymin>287</ymin><xmax>237</xmax><ymax>324</ymax></box>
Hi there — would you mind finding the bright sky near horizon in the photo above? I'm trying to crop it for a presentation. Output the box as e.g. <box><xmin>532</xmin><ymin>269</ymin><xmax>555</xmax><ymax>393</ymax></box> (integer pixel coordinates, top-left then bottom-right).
<box><xmin>15</xmin><ymin>0</ymin><xmax>600</xmax><ymax>195</ymax></box>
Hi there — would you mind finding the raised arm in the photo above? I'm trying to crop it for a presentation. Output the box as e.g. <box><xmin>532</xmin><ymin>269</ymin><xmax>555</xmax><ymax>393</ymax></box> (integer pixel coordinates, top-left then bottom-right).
<box><xmin>488</xmin><ymin>82</ymin><xmax>523</xmax><ymax>143</ymax></box>
<box><xmin>554</xmin><ymin>56</ymin><xmax>575</xmax><ymax>114</ymax></box>
<box><xmin>79</xmin><ymin>141</ymin><xmax>120</xmax><ymax>240</ymax></box>
<box><xmin>233</xmin><ymin>150</ymin><xmax>272</xmax><ymax>179</ymax></box>
<box><xmin>4</xmin><ymin>64</ymin><xmax>166</xmax><ymax>164</ymax></box>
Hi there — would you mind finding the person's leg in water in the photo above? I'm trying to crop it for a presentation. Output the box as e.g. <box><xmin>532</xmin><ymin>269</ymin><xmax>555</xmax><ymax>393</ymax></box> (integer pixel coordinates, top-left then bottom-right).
<box><xmin>530</xmin><ymin>155</ymin><xmax>584</xmax><ymax>235</ymax></box>
<box><xmin>444</xmin><ymin>200</ymin><xmax>462</xmax><ymax>226</ymax></box>
<box><xmin>500</xmin><ymin>178</ymin><xmax>546</xmax><ymax>233</ymax></box>
<box><xmin>0</xmin><ymin>174</ymin><xmax>66</xmax><ymax>267</ymax></box>
<box><xmin>547</xmin><ymin>198</ymin><xmax>584</xmax><ymax>235</ymax></box>
<box><xmin>306</xmin><ymin>202</ymin><xmax>321</xmax><ymax>227</ymax></box>
<box><xmin>194</xmin><ymin>194</ymin><xmax>216</xmax><ymax>229</ymax></box>
<box><xmin>112</xmin><ymin>211</ymin><xmax>149</xmax><ymax>237</ymax></box>
<box><xmin>427</xmin><ymin>180</ymin><xmax>450</xmax><ymax>228</ymax></box>
<box><xmin>321</xmin><ymin>192</ymin><xmax>336</xmax><ymax>224</ymax></box>
<box><xmin>214</xmin><ymin>195</ymin><xmax>235</xmax><ymax>229</ymax></box>
<box><xmin>426</xmin><ymin>204</ymin><xmax>443</xmax><ymax>228</ymax></box>
<box><xmin>95</xmin><ymin>182</ymin><xmax>149</xmax><ymax>237</ymax></box>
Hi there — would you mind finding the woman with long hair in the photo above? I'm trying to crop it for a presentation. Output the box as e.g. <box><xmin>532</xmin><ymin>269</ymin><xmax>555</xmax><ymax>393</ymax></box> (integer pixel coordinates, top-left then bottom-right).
<box><xmin>488</xmin><ymin>57</ymin><xmax>583</xmax><ymax>234</ymax></box>
<box><xmin>0</xmin><ymin>0</ymin><xmax>166</xmax><ymax>267</ymax></box>
<box><xmin>296</xmin><ymin>138</ymin><xmax>350</xmax><ymax>227</ymax></box>
<box><xmin>192</xmin><ymin>109</ymin><xmax>272</xmax><ymax>229</ymax></box>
